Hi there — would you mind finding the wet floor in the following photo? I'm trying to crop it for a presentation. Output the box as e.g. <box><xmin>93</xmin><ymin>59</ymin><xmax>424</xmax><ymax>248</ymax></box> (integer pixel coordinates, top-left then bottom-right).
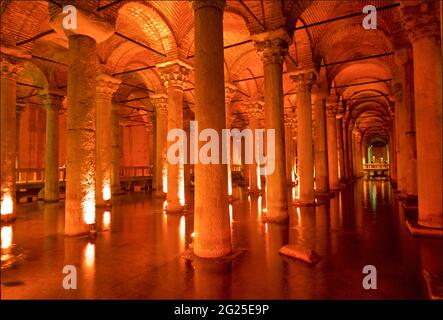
<box><xmin>1</xmin><ymin>179</ymin><xmax>442</xmax><ymax>299</ymax></box>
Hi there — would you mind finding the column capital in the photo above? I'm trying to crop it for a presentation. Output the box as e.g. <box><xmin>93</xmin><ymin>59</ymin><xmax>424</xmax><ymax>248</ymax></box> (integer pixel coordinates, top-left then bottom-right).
<box><xmin>326</xmin><ymin>103</ymin><xmax>338</xmax><ymax>117</ymax></box>
<box><xmin>39</xmin><ymin>88</ymin><xmax>66</xmax><ymax>110</ymax></box>
<box><xmin>96</xmin><ymin>73</ymin><xmax>121</xmax><ymax>99</ymax></box>
<box><xmin>394</xmin><ymin>47</ymin><xmax>410</xmax><ymax>66</ymax></box>
<box><xmin>225</xmin><ymin>82</ymin><xmax>237</xmax><ymax>106</ymax></box>
<box><xmin>151</xmin><ymin>93</ymin><xmax>168</xmax><ymax>114</ymax></box>
<box><xmin>289</xmin><ymin>69</ymin><xmax>317</xmax><ymax>92</ymax></box>
<box><xmin>399</xmin><ymin>0</ymin><xmax>440</xmax><ymax>43</ymax></box>
<box><xmin>50</xmin><ymin>7</ymin><xmax>114</xmax><ymax>43</ymax></box>
<box><xmin>244</xmin><ymin>100</ymin><xmax>264</xmax><ymax>119</ymax></box>
<box><xmin>156</xmin><ymin>59</ymin><xmax>192</xmax><ymax>90</ymax></box>
<box><xmin>192</xmin><ymin>0</ymin><xmax>226</xmax><ymax>12</ymax></box>
<box><xmin>0</xmin><ymin>47</ymin><xmax>30</xmax><ymax>80</ymax></box>
<box><xmin>252</xmin><ymin>28</ymin><xmax>291</xmax><ymax>66</ymax></box>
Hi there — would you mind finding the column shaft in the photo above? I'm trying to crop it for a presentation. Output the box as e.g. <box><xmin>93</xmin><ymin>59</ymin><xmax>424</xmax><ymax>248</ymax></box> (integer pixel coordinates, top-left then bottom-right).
<box><xmin>193</xmin><ymin>0</ymin><xmax>231</xmax><ymax>257</ymax></box>
<box><xmin>326</xmin><ymin>105</ymin><xmax>339</xmax><ymax>189</ymax></box>
<box><xmin>65</xmin><ymin>35</ymin><xmax>97</xmax><ymax>235</ymax></box>
<box><xmin>313</xmin><ymin>93</ymin><xmax>329</xmax><ymax>194</ymax></box>
<box><xmin>111</xmin><ymin>103</ymin><xmax>122</xmax><ymax>194</ymax></box>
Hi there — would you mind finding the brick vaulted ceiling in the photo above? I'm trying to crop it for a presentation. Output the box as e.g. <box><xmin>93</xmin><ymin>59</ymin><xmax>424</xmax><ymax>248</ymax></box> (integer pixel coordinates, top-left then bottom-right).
<box><xmin>1</xmin><ymin>0</ymin><xmax>411</xmax><ymax>143</ymax></box>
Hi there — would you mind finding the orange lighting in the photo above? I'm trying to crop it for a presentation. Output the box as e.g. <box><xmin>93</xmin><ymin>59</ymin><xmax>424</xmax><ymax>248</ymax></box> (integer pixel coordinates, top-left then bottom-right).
<box><xmin>229</xmin><ymin>204</ymin><xmax>233</xmax><ymax>223</ymax></box>
<box><xmin>256</xmin><ymin>165</ymin><xmax>261</xmax><ymax>190</ymax></box>
<box><xmin>1</xmin><ymin>226</ymin><xmax>12</xmax><ymax>250</ymax></box>
<box><xmin>162</xmin><ymin>161</ymin><xmax>168</xmax><ymax>194</ymax></box>
<box><xmin>102</xmin><ymin>180</ymin><xmax>111</xmax><ymax>201</ymax></box>
<box><xmin>179</xmin><ymin>163</ymin><xmax>185</xmax><ymax>206</ymax></box>
<box><xmin>83</xmin><ymin>191</ymin><xmax>96</xmax><ymax>225</ymax></box>
<box><xmin>1</xmin><ymin>192</ymin><xmax>13</xmax><ymax>215</ymax></box>
<box><xmin>84</xmin><ymin>242</ymin><xmax>95</xmax><ymax>268</ymax></box>
<box><xmin>227</xmin><ymin>166</ymin><xmax>232</xmax><ymax>196</ymax></box>
<box><xmin>103</xmin><ymin>211</ymin><xmax>111</xmax><ymax>230</ymax></box>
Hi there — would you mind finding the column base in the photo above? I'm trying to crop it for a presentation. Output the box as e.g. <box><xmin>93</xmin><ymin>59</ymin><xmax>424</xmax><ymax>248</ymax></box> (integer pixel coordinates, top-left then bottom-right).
<box><xmin>153</xmin><ymin>190</ymin><xmax>166</xmax><ymax>198</ymax></box>
<box><xmin>423</xmin><ymin>269</ymin><xmax>443</xmax><ymax>300</ymax></box>
<box><xmin>166</xmin><ymin>205</ymin><xmax>185</xmax><ymax>215</ymax></box>
<box><xmin>112</xmin><ymin>187</ymin><xmax>125</xmax><ymax>196</ymax></box>
<box><xmin>96</xmin><ymin>200</ymin><xmax>112</xmax><ymax>208</ymax></box>
<box><xmin>315</xmin><ymin>191</ymin><xmax>335</xmax><ymax>199</ymax></box>
<box><xmin>406</xmin><ymin>220</ymin><xmax>443</xmax><ymax>238</ymax></box>
<box><xmin>183</xmin><ymin>248</ymin><xmax>245</xmax><ymax>265</ymax></box>
<box><xmin>1</xmin><ymin>213</ymin><xmax>16</xmax><ymax>223</ymax></box>
<box><xmin>293</xmin><ymin>199</ymin><xmax>325</xmax><ymax>207</ymax></box>
<box><xmin>261</xmin><ymin>213</ymin><xmax>289</xmax><ymax>224</ymax></box>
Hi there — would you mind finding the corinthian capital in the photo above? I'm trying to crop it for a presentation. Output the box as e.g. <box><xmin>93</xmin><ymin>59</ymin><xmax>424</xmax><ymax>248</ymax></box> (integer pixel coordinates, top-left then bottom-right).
<box><xmin>0</xmin><ymin>47</ymin><xmax>30</xmax><ymax>80</ymax></box>
<box><xmin>156</xmin><ymin>59</ymin><xmax>193</xmax><ymax>90</ymax></box>
<box><xmin>151</xmin><ymin>93</ymin><xmax>168</xmax><ymax>114</ymax></box>
<box><xmin>96</xmin><ymin>73</ymin><xmax>121</xmax><ymax>99</ymax></box>
<box><xmin>39</xmin><ymin>88</ymin><xmax>66</xmax><ymax>110</ymax></box>
<box><xmin>290</xmin><ymin>69</ymin><xmax>317</xmax><ymax>93</ymax></box>
<box><xmin>252</xmin><ymin>28</ymin><xmax>291</xmax><ymax>66</ymax></box>
<box><xmin>399</xmin><ymin>0</ymin><xmax>440</xmax><ymax>43</ymax></box>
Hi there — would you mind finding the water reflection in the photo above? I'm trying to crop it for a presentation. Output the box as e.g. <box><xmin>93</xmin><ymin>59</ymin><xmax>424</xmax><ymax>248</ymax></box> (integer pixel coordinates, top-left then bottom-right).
<box><xmin>1</xmin><ymin>225</ymin><xmax>12</xmax><ymax>250</ymax></box>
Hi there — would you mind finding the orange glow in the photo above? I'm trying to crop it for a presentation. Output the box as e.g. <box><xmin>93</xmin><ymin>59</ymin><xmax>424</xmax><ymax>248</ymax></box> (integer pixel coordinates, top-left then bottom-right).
<box><xmin>1</xmin><ymin>226</ymin><xmax>12</xmax><ymax>250</ymax></box>
<box><xmin>191</xmin><ymin>232</ymin><xmax>195</xmax><ymax>238</ymax></box>
<box><xmin>83</xmin><ymin>191</ymin><xmax>96</xmax><ymax>225</ymax></box>
<box><xmin>84</xmin><ymin>242</ymin><xmax>95</xmax><ymax>268</ymax></box>
<box><xmin>1</xmin><ymin>192</ymin><xmax>13</xmax><ymax>215</ymax></box>
<box><xmin>256</xmin><ymin>165</ymin><xmax>261</xmax><ymax>190</ymax></box>
<box><xmin>103</xmin><ymin>211</ymin><xmax>111</xmax><ymax>230</ymax></box>
<box><xmin>162</xmin><ymin>161</ymin><xmax>168</xmax><ymax>194</ymax></box>
<box><xmin>102</xmin><ymin>180</ymin><xmax>111</xmax><ymax>201</ymax></box>
<box><xmin>179</xmin><ymin>164</ymin><xmax>185</xmax><ymax>206</ymax></box>
<box><xmin>227</xmin><ymin>166</ymin><xmax>232</xmax><ymax>196</ymax></box>
<box><xmin>297</xmin><ymin>207</ymin><xmax>301</xmax><ymax>227</ymax></box>
<box><xmin>258</xmin><ymin>195</ymin><xmax>262</xmax><ymax>219</ymax></box>
<box><xmin>229</xmin><ymin>204</ymin><xmax>233</xmax><ymax>223</ymax></box>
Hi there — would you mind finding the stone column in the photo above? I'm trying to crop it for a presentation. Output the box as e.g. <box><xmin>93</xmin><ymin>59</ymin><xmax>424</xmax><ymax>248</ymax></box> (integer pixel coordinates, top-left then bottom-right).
<box><xmin>394</xmin><ymin>48</ymin><xmax>418</xmax><ymax>199</ymax></box>
<box><xmin>151</xmin><ymin>94</ymin><xmax>168</xmax><ymax>197</ymax></box>
<box><xmin>1</xmin><ymin>48</ymin><xmax>28</xmax><ymax>222</ymax></box>
<box><xmin>95</xmin><ymin>73</ymin><xmax>121</xmax><ymax>206</ymax></box>
<box><xmin>312</xmin><ymin>85</ymin><xmax>329</xmax><ymax>195</ymax></box>
<box><xmin>225</xmin><ymin>82</ymin><xmax>237</xmax><ymax>197</ymax></box>
<box><xmin>157</xmin><ymin>60</ymin><xmax>192</xmax><ymax>213</ymax></box>
<box><xmin>388</xmin><ymin>106</ymin><xmax>397</xmax><ymax>185</ymax></box>
<box><xmin>111</xmin><ymin>103</ymin><xmax>123</xmax><ymax>194</ymax></box>
<box><xmin>246</xmin><ymin>101</ymin><xmax>263</xmax><ymax>195</ymax></box>
<box><xmin>51</xmin><ymin>8</ymin><xmax>114</xmax><ymax>235</ymax></box>
<box><xmin>284</xmin><ymin>113</ymin><xmax>294</xmax><ymax>185</ymax></box>
<box><xmin>353</xmin><ymin>131</ymin><xmax>363</xmax><ymax>177</ymax></box>
<box><xmin>326</xmin><ymin>101</ymin><xmax>339</xmax><ymax>190</ymax></box>
<box><xmin>253</xmin><ymin>28</ymin><xmax>290</xmax><ymax>221</ymax></box>
<box><xmin>193</xmin><ymin>0</ymin><xmax>231</xmax><ymax>257</ymax></box>
<box><xmin>15</xmin><ymin>102</ymin><xmax>26</xmax><ymax>171</ymax></box>
<box><xmin>401</xmin><ymin>1</ymin><xmax>442</xmax><ymax>229</ymax></box>
<box><xmin>40</xmin><ymin>89</ymin><xmax>65</xmax><ymax>202</ymax></box>
<box><xmin>291</xmin><ymin>70</ymin><xmax>316</xmax><ymax>204</ymax></box>
<box><xmin>392</xmin><ymin>90</ymin><xmax>405</xmax><ymax>191</ymax></box>
<box><xmin>336</xmin><ymin>116</ymin><xmax>345</xmax><ymax>182</ymax></box>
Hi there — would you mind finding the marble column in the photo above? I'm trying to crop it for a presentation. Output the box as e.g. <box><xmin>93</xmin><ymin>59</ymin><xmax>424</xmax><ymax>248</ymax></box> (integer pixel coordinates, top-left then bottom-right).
<box><xmin>225</xmin><ymin>82</ymin><xmax>237</xmax><ymax>197</ymax></box>
<box><xmin>15</xmin><ymin>102</ymin><xmax>26</xmax><ymax>172</ymax></box>
<box><xmin>111</xmin><ymin>103</ymin><xmax>123</xmax><ymax>195</ymax></box>
<box><xmin>401</xmin><ymin>1</ymin><xmax>442</xmax><ymax>229</ymax></box>
<box><xmin>326</xmin><ymin>101</ymin><xmax>339</xmax><ymax>190</ymax></box>
<box><xmin>312</xmin><ymin>85</ymin><xmax>329</xmax><ymax>195</ymax></box>
<box><xmin>389</xmin><ymin>107</ymin><xmax>398</xmax><ymax>186</ymax></box>
<box><xmin>291</xmin><ymin>70</ymin><xmax>316</xmax><ymax>204</ymax></box>
<box><xmin>284</xmin><ymin>113</ymin><xmax>294</xmax><ymax>185</ymax></box>
<box><xmin>336</xmin><ymin>116</ymin><xmax>346</xmax><ymax>182</ymax></box>
<box><xmin>40</xmin><ymin>89</ymin><xmax>65</xmax><ymax>202</ymax></box>
<box><xmin>247</xmin><ymin>101</ymin><xmax>263</xmax><ymax>195</ymax></box>
<box><xmin>157</xmin><ymin>60</ymin><xmax>191</xmax><ymax>213</ymax></box>
<box><xmin>253</xmin><ymin>28</ymin><xmax>290</xmax><ymax>221</ymax></box>
<box><xmin>1</xmin><ymin>49</ymin><xmax>28</xmax><ymax>221</ymax></box>
<box><xmin>341</xmin><ymin>120</ymin><xmax>350</xmax><ymax>181</ymax></box>
<box><xmin>193</xmin><ymin>0</ymin><xmax>231</xmax><ymax>257</ymax></box>
<box><xmin>151</xmin><ymin>94</ymin><xmax>168</xmax><ymax>197</ymax></box>
<box><xmin>393</xmin><ymin>89</ymin><xmax>405</xmax><ymax>191</ymax></box>
<box><xmin>96</xmin><ymin>73</ymin><xmax>121</xmax><ymax>207</ymax></box>
<box><xmin>394</xmin><ymin>48</ymin><xmax>418</xmax><ymax>199</ymax></box>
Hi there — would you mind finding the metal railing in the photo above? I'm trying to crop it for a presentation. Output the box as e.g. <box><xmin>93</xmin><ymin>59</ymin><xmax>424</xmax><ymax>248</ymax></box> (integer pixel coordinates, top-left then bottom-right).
<box><xmin>363</xmin><ymin>163</ymin><xmax>390</xmax><ymax>170</ymax></box>
<box><xmin>120</xmin><ymin>166</ymin><xmax>153</xmax><ymax>178</ymax></box>
<box><xmin>16</xmin><ymin>168</ymin><xmax>66</xmax><ymax>184</ymax></box>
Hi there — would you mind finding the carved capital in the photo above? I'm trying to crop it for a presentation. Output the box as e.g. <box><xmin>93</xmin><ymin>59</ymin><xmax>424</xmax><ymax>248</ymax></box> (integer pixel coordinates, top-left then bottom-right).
<box><xmin>290</xmin><ymin>69</ymin><xmax>317</xmax><ymax>93</ymax></box>
<box><xmin>39</xmin><ymin>88</ymin><xmax>65</xmax><ymax>110</ymax></box>
<box><xmin>157</xmin><ymin>60</ymin><xmax>192</xmax><ymax>90</ymax></box>
<box><xmin>151</xmin><ymin>94</ymin><xmax>168</xmax><ymax>114</ymax></box>
<box><xmin>0</xmin><ymin>48</ymin><xmax>29</xmax><ymax>80</ymax></box>
<box><xmin>326</xmin><ymin>103</ymin><xmax>338</xmax><ymax>117</ymax></box>
<box><xmin>96</xmin><ymin>73</ymin><xmax>121</xmax><ymax>98</ymax></box>
<box><xmin>225</xmin><ymin>82</ymin><xmax>237</xmax><ymax>106</ymax></box>
<box><xmin>245</xmin><ymin>100</ymin><xmax>264</xmax><ymax>119</ymax></box>
<box><xmin>400</xmin><ymin>0</ymin><xmax>440</xmax><ymax>43</ymax></box>
<box><xmin>252</xmin><ymin>28</ymin><xmax>291</xmax><ymax>66</ymax></box>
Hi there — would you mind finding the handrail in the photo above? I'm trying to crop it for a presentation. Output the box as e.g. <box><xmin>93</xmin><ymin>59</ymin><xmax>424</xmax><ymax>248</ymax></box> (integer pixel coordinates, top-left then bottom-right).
<box><xmin>363</xmin><ymin>163</ymin><xmax>390</xmax><ymax>170</ymax></box>
<box><xmin>16</xmin><ymin>167</ymin><xmax>66</xmax><ymax>183</ymax></box>
<box><xmin>120</xmin><ymin>166</ymin><xmax>153</xmax><ymax>178</ymax></box>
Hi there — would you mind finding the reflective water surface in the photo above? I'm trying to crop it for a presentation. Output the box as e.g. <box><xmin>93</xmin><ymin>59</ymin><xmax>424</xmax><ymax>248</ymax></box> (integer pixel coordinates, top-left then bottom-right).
<box><xmin>1</xmin><ymin>180</ymin><xmax>442</xmax><ymax>299</ymax></box>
